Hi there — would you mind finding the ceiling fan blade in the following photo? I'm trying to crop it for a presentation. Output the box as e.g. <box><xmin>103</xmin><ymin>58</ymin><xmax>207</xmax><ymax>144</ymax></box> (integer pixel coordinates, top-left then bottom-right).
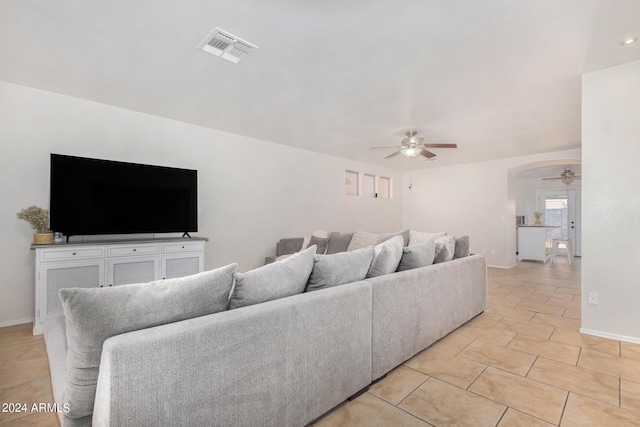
<box><xmin>420</xmin><ymin>149</ymin><xmax>436</xmax><ymax>159</ymax></box>
<box><xmin>541</xmin><ymin>177</ymin><xmax>561</xmax><ymax>181</ymax></box>
<box><xmin>422</xmin><ymin>143</ymin><xmax>458</xmax><ymax>148</ymax></box>
<box><xmin>385</xmin><ymin>151</ymin><xmax>401</xmax><ymax>159</ymax></box>
<box><xmin>371</xmin><ymin>145</ymin><xmax>402</xmax><ymax>150</ymax></box>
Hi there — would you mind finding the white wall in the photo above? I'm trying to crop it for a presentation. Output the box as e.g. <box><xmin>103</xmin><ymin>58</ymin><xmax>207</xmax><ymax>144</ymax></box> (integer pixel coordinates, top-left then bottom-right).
<box><xmin>582</xmin><ymin>60</ymin><xmax>640</xmax><ymax>342</ymax></box>
<box><xmin>0</xmin><ymin>81</ymin><xmax>403</xmax><ymax>326</ymax></box>
<box><xmin>402</xmin><ymin>149</ymin><xmax>581</xmax><ymax>268</ymax></box>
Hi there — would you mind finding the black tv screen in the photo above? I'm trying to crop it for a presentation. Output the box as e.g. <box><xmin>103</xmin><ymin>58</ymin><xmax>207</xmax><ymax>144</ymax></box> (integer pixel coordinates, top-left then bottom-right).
<box><xmin>50</xmin><ymin>154</ymin><xmax>198</xmax><ymax>237</ymax></box>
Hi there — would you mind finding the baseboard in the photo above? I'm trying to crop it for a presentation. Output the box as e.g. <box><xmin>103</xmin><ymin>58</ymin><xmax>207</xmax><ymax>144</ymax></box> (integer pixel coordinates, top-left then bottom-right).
<box><xmin>0</xmin><ymin>317</ymin><xmax>33</xmax><ymax>328</ymax></box>
<box><xmin>487</xmin><ymin>263</ymin><xmax>517</xmax><ymax>269</ymax></box>
<box><xmin>580</xmin><ymin>328</ymin><xmax>640</xmax><ymax>345</ymax></box>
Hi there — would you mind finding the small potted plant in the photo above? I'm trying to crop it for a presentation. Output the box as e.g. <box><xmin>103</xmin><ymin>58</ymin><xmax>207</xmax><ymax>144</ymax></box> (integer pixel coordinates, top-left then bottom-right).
<box><xmin>17</xmin><ymin>205</ymin><xmax>53</xmax><ymax>244</ymax></box>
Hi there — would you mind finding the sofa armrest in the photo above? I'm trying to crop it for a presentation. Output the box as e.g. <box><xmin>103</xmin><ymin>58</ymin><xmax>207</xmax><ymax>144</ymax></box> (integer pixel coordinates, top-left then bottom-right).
<box><xmin>93</xmin><ymin>282</ymin><xmax>372</xmax><ymax>427</ymax></box>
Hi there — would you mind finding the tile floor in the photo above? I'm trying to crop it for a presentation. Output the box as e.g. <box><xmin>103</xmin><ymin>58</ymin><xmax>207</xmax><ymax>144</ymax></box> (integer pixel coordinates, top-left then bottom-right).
<box><xmin>2</xmin><ymin>257</ymin><xmax>640</xmax><ymax>426</ymax></box>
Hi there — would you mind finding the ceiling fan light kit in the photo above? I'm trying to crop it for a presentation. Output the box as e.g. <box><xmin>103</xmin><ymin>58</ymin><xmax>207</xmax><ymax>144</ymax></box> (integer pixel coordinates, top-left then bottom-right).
<box><xmin>542</xmin><ymin>169</ymin><xmax>581</xmax><ymax>185</ymax></box>
<box><xmin>372</xmin><ymin>130</ymin><xmax>457</xmax><ymax>160</ymax></box>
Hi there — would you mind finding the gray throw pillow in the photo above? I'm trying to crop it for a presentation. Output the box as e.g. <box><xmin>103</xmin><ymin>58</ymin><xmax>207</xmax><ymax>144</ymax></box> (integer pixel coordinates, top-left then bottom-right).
<box><xmin>434</xmin><ymin>235</ymin><xmax>456</xmax><ymax>263</ymax></box>
<box><xmin>307</xmin><ymin>235</ymin><xmax>329</xmax><ymax>254</ymax></box>
<box><xmin>229</xmin><ymin>245</ymin><xmax>316</xmax><ymax>309</ymax></box>
<box><xmin>367</xmin><ymin>235</ymin><xmax>404</xmax><ymax>278</ymax></box>
<box><xmin>59</xmin><ymin>263</ymin><xmax>237</xmax><ymax>420</ymax></box>
<box><xmin>454</xmin><ymin>235</ymin><xmax>470</xmax><ymax>259</ymax></box>
<box><xmin>306</xmin><ymin>246</ymin><xmax>374</xmax><ymax>292</ymax></box>
<box><xmin>326</xmin><ymin>232</ymin><xmax>353</xmax><ymax>254</ymax></box>
<box><xmin>397</xmin><ymin>239</ymin><xmax>436</xmax><ymax>271</ymax></box>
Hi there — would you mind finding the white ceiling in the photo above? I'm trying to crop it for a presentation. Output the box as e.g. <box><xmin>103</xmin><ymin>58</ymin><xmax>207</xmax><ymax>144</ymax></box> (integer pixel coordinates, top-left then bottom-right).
<box><xmin>1</xmin><ymin>1</ymin><xmax>638</xmax><ymax>171</ymax></box>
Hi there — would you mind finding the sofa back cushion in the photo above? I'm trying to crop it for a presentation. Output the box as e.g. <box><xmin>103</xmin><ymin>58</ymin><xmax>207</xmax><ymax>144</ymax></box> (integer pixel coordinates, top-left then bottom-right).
<box><xmin>397</xmin><ymin>239</ymin><xmax>436</xmax><ymax>271</ymax></box>
<box><xmin>409</xmin><ymin>230</ymin><xmax>447</xmax><ymax>246</ymax></box>
<box><xmin>367</xmin><ymin>236</ymin><xmax>404</xmax><ymax>278</ymax></box>
<box><xmin>347</xmin><ymin>229</ymin><xmax>409</xmax><ymax>251</ymax></box>
<box><xmin>58</xmin><ymin>263</ymin><xmax>237</xmax><ymax>420</ymax></box>
<box><xmin>434</xmin><ymin>235</ymin><xmax>456</xmax><ymax>263</ymax></box>
<box><xmin>454</xmin><ymin>235</ymin><xmax>471</xmax><ymax>258</ymax></box>
<box><xmin>306</xmin><ymin>247</ymin><xmax>374</xmax><ymax>291</ymax></box>
<box><xmin>229</xmin><ymin>245</ymin><xmax>317</xmax><ymax>309</ymax></box>
<box><xmin>326</xmin><ymin>232</ymin><xmax>353</xmax><ymax>254</ymax></box>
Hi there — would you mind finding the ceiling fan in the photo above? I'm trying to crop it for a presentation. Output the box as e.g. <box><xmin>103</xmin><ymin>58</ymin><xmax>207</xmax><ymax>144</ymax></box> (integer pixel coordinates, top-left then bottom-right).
<box><xmin>542</xmin><ymin>169</ymin><xmax>581</xmax><ymax>185</ymax></box>
<box><xmin>371</xmin><ymin>130</ymin><xmax>457</xmax><ymax>159</ymax></box>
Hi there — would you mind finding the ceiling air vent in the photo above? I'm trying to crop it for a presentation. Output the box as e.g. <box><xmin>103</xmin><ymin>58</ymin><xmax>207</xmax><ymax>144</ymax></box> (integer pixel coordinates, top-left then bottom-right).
<box><xmin>199</xmin><ymin>28</ymin><xmax>258</xmax><ymax>64</ymax></box>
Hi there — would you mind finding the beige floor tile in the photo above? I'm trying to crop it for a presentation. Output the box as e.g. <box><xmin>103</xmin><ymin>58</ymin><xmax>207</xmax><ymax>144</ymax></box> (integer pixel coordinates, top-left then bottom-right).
<box><xmin>0</xmin><ymin>322</ymin><xmax>32</xmax><ymax>336</ymax></box>
<box><xmin>0</xmin><ymin>338</ymin><xmax>46</xmax><ymax>366</ymax></box>
<box><xmin>0</xmin><ymin>328</ymin><xmax>41</xmax><ymax>351</ymax></box>
<box><xmin>314</xmin><ymin>393</ymin><xmax>430</xmax><ymax>427</ymax></box>
<box><xmin>498</xmin><ymin>408</ymin><xmax>556</xmax><ymax>427</ymax></box>
<box><xmin>369</xmin><ymin>366</ymin><xmax>428</xmax><ymax>406</ymax></box>
<box><xmin>546</xmin><ymin>296</ymin><xmax>580</xmax><ymax>310</ymax></box>
<box><xmin>621</xmin><ymin>379</ymin><xmax>640</xmax><ymax>413</ymax></box>
<box><xmin>455</xmin><ymin>324</ymin><xmax>516</xmax><ymax>346</ymax></box>
<box><xmin>521</xmin><ymin>293</ymin><xmax>551</xmax><ymax>304</ymax></box>
<box><xmin>487</xmin><ymin>294</ymin><xmax>523</xmax><ymax>308</ymax></box>
<box><xmin>621</xmin><ymin>341</ymin><xmax>640</xmax><ymax>361</ymax></box>
<box><xmin>527</xmin><ymin>357</ymin><xmax>619</xmax><ymax>406</ymax></box>
<box><xmin>0</xmin><ymin>343</ymin><xmax>50</xmax><ymax>390</ymax></box>
<box><xmin>493</xmin><ymin>318</ymin><xmax>554</xmax><ymax>341</ymax></box>
<box><xmin>549</xmin><ymin>328</ymin><xmax>619</xmax><ymax>356</ymax></box>
<box><xmin>399</xmin><ymin>377</ymin><xmax>506</xmax><ymax>427</ymax></box>
<box><xmin>469</xmin><ymin>367</ymin><xmax>567</xmax><ymax>424</ymax></box>
<box><xmin>578</xmin><ymin>349</ymin><xmax>640</xmax><ymax>383</ymax></box>
<box><xmin>507</xmin><ymin>335</ymin><xmax>579</xmax><ymax>365</ymax></box>
<box><xmin>459</xmin><ymin>341</ymin><xmax>536</xmax><ymax>376</ymax></box>
<box><xmin>466</xmin><ymin>312</ymin><xmax>502</xmax><ymax>329</ymax></box>
<box><xmin>0</xmin><ymin>378</ymin><xmax>54</xmax><ymax>423</ymax></box>
<box><xmin>561</xmin><ymin>393</ymin><xmax>640</xmax><ymax>427</ymax></box>
<box><xmin>405</xmin><ymin>347</ymin><xmax>486</xmax><ymax>389</ymax></box>
<box><xmin>516</xmin><ymin>301</ymin><xmax>566</xmax><ymax>316</ymax></box>
<box><xmin>562</xmin><ymin>308</ymin><xmax>581</xmax><ymax>320</ymax></box>
<box><xmin>555</xmin><ymin>287</ymin><xmax>581</xmax><ymax>295</ymax></box>
<box><xmin>485</xmin><ymin>305</ymin><xmax>536</xmax><ymax>322</ymax></box>
<box><xmin>426</xmin><ymin>332</ymin><xmax>475</xmax><ymax>355</ymax></box>
<box><xmin>529</xmin><ymin>313</ymin><xmax>580</xmax><ymax>330</ymax></box>
<box><xmin>0</xmin><ymin>411</ymin><xmax>60</xmax><ymax>427</ymax></box>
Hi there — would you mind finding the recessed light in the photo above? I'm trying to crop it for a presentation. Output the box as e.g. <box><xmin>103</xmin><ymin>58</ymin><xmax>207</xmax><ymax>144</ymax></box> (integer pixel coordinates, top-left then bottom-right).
<box><xmin>621</xmin><ymin>37</ymin><xmax>638</xmax><ymax>46</ymax></box>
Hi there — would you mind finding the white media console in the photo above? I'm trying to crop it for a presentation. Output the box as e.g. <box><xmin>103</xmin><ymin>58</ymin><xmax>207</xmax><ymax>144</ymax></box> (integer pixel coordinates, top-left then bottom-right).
<box><xmin>32</xmin><ymin>237</ymin><xmax>207</xmax><ymax>334</ymax></box>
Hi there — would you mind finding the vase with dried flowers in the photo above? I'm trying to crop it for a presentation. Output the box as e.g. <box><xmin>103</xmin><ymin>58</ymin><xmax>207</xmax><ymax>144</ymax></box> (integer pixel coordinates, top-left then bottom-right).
<box><xmin>17</xmin><ymin>205</ymin><xmax>53</xmax><ymax>244</ymax></box>
<box><xmin>533</xmin><ymin>211</ymin><xmax>544</xmax><ymax>226</ymax></box>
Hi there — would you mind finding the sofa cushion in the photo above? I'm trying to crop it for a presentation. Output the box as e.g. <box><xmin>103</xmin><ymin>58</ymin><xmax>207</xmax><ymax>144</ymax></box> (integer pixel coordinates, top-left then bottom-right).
<box><xmin>306</xmin><ymin>246</ymin><xmax>374</xmax><ymax>291</ymax></box>
<box><xmin>434</xmin><ymin>235</ymin><xmax>456</xmax><ymax>263</ymax></box>
<box><xmin>454</xmin><ymin>235</ymin><xmax>471</xmax><ymax>259</ymax></box>
<box><xmin>326</xmin><ymin>232</ymin><xmax>353</xmax><ymax>254</ymax></box>
<box><xmin>348</xmin><ymin>229</ymin><xmax>410</xmax><ymax>251</ymax></box>
<box><xmin>409</xmin><ymin>230</ymin><xmax>448</xmax><ymax>246</ymax></box>
<box><xmin>396</xmin><ymin>239</ymin><xmax>436</xmax><ymax>271</ymax></box>
<box><xmin>367</xmin><ymin>236</ymin><xmax>404</xmax><ymax>278</ymax></box>
<box><xmin>307</xmin><ymin>235</ymin><xmax>330</xmax><ymax>254</ymax></box>
<box><xmin>229</xmin><ymin>245</ymin><xmax>316</xmax><ymax>309</ymax></box>
<box><xmin>58</xmin><ymin>263</ymin><xmax>237</xmax><ymax>420</ymax></box>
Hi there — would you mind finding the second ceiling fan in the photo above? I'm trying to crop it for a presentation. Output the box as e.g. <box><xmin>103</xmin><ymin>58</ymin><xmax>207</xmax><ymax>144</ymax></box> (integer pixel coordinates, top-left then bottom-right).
<box><xmin>372</xmin><ymin>130</ymin><xmax>457</xmax><ymax>159</ymax></box>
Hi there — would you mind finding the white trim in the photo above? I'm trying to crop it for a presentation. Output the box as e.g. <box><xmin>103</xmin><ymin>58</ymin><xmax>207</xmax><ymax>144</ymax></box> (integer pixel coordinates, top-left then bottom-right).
<box><xmin>0</xmin><ymin>317</ymin><xmax>33</xmax><ymax>328</ymax></box>
<box><xmin>580</xmin><ymin>328</ymin><xmax>640</xmax><ymax>345</ymax></box>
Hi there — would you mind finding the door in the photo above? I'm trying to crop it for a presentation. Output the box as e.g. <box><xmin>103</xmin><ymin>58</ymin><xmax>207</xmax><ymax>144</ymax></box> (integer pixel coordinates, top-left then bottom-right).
<box><xmin>537</xmin><ymin>189</ymin><xmax>582</xmax><ymax>256</ymax></box>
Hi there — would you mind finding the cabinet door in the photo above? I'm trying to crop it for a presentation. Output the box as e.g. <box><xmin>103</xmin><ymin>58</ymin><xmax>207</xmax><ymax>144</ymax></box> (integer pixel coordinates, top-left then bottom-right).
<box><xmin>107</xmin><ymin>256</ymin><xmax>160</xmax><ymax>287</ymax></box>
<box><xmin>162</xmin><ymin>253</ymin><xmax>204</xmax><ymax>280</ymax></box>
<box><xmin>36</xmin><ymin>259</ymin><xmax>105</xmax><ymax>333</ymax></box>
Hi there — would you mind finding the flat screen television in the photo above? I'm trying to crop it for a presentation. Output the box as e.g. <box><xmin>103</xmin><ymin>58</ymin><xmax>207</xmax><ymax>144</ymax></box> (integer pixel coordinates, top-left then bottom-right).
<box><xmin>50</xmin><ymin>154</ymin><xmax>198</xmax><ymax>238</ymax></box>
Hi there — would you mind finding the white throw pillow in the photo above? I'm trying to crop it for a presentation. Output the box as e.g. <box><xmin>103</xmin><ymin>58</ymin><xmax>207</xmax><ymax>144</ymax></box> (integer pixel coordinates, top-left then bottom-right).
<box><xmin>409</xmin><ymin>230</ymin><xmax>447</xmax><ymax>246</ymax></box>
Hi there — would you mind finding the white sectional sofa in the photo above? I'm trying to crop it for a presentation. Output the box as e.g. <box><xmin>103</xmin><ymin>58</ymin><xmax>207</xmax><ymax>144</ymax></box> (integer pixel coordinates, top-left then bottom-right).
<box><xmin>44</xmin><ymin>231</ymin><xmax>486</xmax><ymax>427</ymax></box>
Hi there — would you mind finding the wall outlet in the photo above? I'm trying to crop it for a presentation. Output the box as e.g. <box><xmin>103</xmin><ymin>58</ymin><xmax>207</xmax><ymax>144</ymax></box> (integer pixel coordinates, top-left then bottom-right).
<box><xmin>588</xmin><ymin>291</ymin><xmax>598</xmax><ymax>305</ymax></box>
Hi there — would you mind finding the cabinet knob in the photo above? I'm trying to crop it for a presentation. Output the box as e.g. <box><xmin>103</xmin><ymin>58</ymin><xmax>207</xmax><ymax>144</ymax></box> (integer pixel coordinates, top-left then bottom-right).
<box><xmin>109</xmin><ymin>284</ymin><xmax>113</xmax><ymax>287</ymax></box>
<box><xmin>133</xmin><ymin>248</ymin><xmax>137</xmax><ymax>252</ymax></box>
<box><xmin>99</xmin><ymin>284</ymin><xmax>103</xmax><ymax>288</ymax></box>
<box><xmin>182</xmin><ymin>246</ymin><xmax>185</xmax><ymax>249</ymax></box>
<box><xmin>72</xmin><ymin>252</ymin><xmax>77</xmax><ymax>256</ymax></box>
